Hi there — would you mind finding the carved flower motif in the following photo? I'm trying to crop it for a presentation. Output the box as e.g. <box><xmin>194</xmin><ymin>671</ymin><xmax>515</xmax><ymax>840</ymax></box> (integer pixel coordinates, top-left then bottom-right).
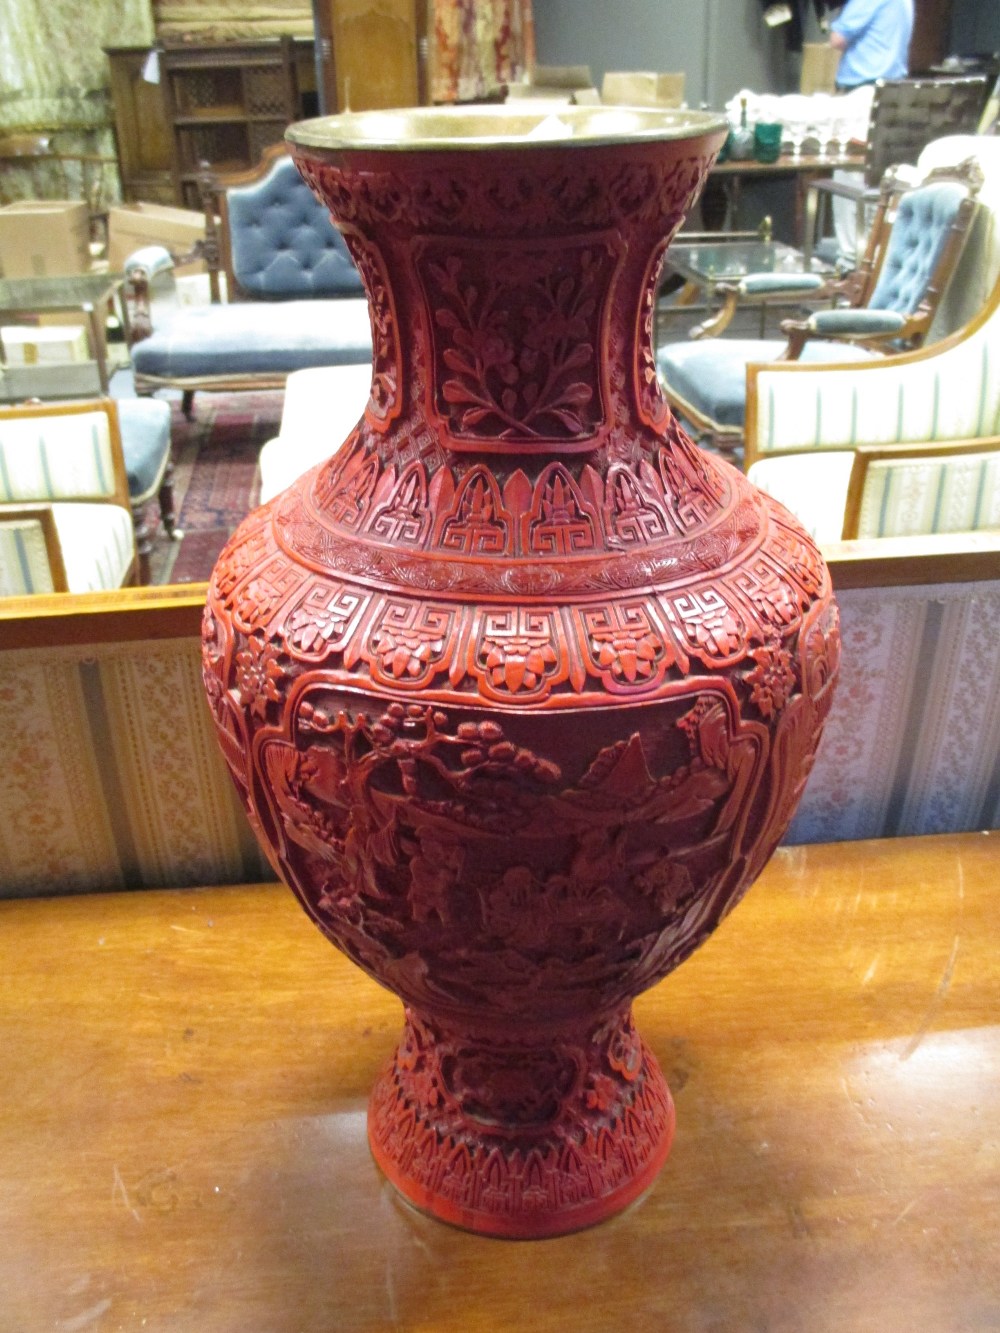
<box><xmin>235</xmin><ymin>635</ymin><xmax>287</xmax><ymax>719</ymax></box>
<box><xmin>285</xmin><ymin>604</ymin><xmax>350</xmax><ymax>654</ymax></box>
<box><xmin>593</xmin><ymin>630</ymin><xmax>661</xmax><ymax>683</ymax></box>
<box><xmin>746</xmin><ymin>643</ymin><xmax>797</xmax><ymax>718</ymax></box>
<box><xmin>691</xmin><ymin>608</ymin><xmax>744</xmax><ymax>659</ymax></box>
<box><xmin>484</xmin><ymin>636</ymin><xmax>558</xmax><ymax>693</ymax></box>
<box><xmin>373</xmin><ymin>627</ymin><xmax>444</xmax><ymax>680</ymax></box>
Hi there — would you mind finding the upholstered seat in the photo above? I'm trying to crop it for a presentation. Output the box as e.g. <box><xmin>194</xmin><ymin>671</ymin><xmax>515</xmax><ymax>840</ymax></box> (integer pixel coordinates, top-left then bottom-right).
<box><xmin>131</xmin><ymin>300</ymin><xmax>372</xmax><ymax>382</ymax></box>
<box><xmin>661</xmin><ymin>338</ymin><xmax>881</xmax><ymax>430</ymax></box>
<box><xmin>117</xmin><ymin>397</ymin><xmax>171</xmax><ymax>500</ymax></box>
<box><xmin>749</xmin><ymin>440</ymin><xmax>1000</xmax><ymax>542</ymax></box>
<box><xmin>127</xmin><ymin>148</ymin><xmax>373</xmax><ymax>417</ymax></box>
<box><xmin>258</xmin><ymin>363</ymin><xmax>373</xmax><ymax>502</ymax></box>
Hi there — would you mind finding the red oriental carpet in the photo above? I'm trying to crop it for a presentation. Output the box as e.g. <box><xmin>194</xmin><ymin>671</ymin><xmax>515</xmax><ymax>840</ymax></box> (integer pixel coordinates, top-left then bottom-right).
<box><xmin>148</xmin><ymin>391</ymin><xmax>283</xmax><ymax>585</ymax></box>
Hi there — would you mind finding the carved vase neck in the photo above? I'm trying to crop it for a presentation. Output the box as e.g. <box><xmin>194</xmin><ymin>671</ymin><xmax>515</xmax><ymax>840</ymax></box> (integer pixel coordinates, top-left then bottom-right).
<box><xmin>289</xmin><ymin>108</ymin><xmax>726</xmax><ymax>475</ymax></box>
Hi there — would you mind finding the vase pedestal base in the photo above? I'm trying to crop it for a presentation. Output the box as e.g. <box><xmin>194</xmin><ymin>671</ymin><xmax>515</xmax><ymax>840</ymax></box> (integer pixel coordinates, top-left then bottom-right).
<box><xmin>367</xmin><ymin>1009</ymin><xmax>676</xmax><ymax>1239</ymax></box>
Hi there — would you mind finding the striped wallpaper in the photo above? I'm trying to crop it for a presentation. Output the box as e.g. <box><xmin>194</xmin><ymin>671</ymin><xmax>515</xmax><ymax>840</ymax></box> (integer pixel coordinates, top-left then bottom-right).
<box><xmin>1</xmin><ymin>582</ymin><xmax>998</xmax><ymax>897</ymax></box>
<box><xmin>0</xmin><ymin>636</ymin><xmax>269</xmax><ymax>897</ymax></box>
<box><xmin>787</xmin><ymin>578</ymin><xmax>1000</xmax><ymax>843</ymax></box>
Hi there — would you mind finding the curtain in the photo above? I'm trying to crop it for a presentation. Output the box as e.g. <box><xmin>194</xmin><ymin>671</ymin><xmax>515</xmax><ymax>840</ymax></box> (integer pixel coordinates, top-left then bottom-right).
<box><xmin>431</xmin><ymin>0</ymin><xmax>535</xmax><ymax>104</ymax></box>
<box><xmin>151</xmin><ymin>0</ymin><xmax>312</xmax><ymax>41</ymax></box>
<box><xmin>0</xmin><ymin>0</ymin><xmax>154</xmax><ymax>203</ymax></box>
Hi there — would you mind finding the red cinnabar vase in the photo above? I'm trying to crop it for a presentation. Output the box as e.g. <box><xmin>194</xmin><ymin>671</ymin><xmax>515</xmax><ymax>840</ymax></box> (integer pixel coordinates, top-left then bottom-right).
<box><xmin>202</xmin><ymin>106</ymin><xmax>841</xmax><ymax>1239</ymax></box>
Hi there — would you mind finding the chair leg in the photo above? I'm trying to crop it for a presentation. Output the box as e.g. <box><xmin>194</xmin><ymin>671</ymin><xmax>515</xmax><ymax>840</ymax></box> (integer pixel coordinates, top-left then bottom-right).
<box><xmin>131</xmin><ymin>503</ymin><xmax>154</xmax><ymax>586</ymax></box>
<box><xmin>181</xmin><ymin>390</ymin><xmax>195</xmax><ymax>420</ymax></box>
<box><xmin>158</xmin><ymin>458</ymin><xmax>183</xmax><ymax>542</ymax></box>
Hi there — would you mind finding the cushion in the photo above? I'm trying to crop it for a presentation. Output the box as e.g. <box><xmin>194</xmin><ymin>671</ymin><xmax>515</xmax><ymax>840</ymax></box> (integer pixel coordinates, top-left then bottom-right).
<box><xmin>868</xmin><ymin>180</ymin><xmax>970</xmax><ymax>316</ymax></box>
<box><xmin>52</xmin><ymin>503</ymin><xmax>135</xmax><ymax>592</ymax></box>
<box><xmin>657</xmin><ymin>337</ymin><xmax>883</xmax><ymax>429</ymax></box>
<box><xmin>115</xmin><ymin>397</ymin><xmax>172</xmax><ymax>502</ymax></box>
<box><xmin>130</xmin><ymin>300</ymin><xmax>374</xmax><ymax>381</ymax></box>
<box><xmin>227</xmin><ymin>157</ymin><xmax>365</xmax><ymax>300</ymax></box>
<box><xmin>259</xmin><ymin>364</ymin><xmax>374</xmax><ymax>502</ymax></box>
<box><xmin>0</xmin><ymin>410</ymin><xmax>117</xmax><ymax>502</ymax></box>
<box><xmin>747</xmin><ymin>452</ymin><xmax>857</xmax><ymax>543</ymax></box>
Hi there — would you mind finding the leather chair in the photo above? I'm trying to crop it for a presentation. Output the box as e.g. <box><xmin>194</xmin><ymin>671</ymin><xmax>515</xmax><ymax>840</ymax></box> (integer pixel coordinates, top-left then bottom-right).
<box><xmin>804</xmin><ymin>75</ymin><xmax>988</xmax><ymax>266</ymax></box>
<box><xmin>127</xmin><ymin>145</ymin><xmax>373</xmax><ymax>419</ymax></box>
<box><xmin>0</xmin><ymin>399</ymin><xmax>137</xmax><ymax>594</ymax></box>
<box><xmin>656</xmin><ymin>158</ymin><xmax>983</xmax><ymax>455</ymax></box>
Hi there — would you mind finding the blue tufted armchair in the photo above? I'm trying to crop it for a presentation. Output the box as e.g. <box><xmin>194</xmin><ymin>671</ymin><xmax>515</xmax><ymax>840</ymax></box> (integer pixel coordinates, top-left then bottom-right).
<box><xmin>657</xmin><ymin>158</ymin><xmax>983</xmax><ymax>455</ymax></box>
<box><xmin>127</xmin><ymin>145</ymin><xmax>373</xmax><ymax>419</ymax></box>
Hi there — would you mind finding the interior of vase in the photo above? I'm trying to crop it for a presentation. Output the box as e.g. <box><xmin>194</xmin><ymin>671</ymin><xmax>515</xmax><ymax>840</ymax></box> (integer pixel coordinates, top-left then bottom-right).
<box><xmin>286</xmin><ymin>104</ymin><xmax>729</xmax><ymax>153</ymax></box>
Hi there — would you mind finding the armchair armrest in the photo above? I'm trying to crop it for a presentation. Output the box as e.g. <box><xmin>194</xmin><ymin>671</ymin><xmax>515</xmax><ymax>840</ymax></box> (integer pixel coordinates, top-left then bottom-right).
<box><xmin>781</xmin><ymin>307</ymin><xmax>908</xmax><ymax>359</ymax></box>
<box><xmin>804</xmin><ymin>308</ymin><xmax>906</xmax><ymax>336</ymax></box>
<box><xmin>690</xmin><ymin>272</ymin><xmax>828</xmax><ymax>340</ymax></box>
<box><xmin>125</xmin><ymin>245</ymin><xmax>175</xmax><ymax>346</ymax></box>
<box><xmin>740</xmin><ymin>273</ymin><xmax>827</xmax><ymax>297</ymax></box>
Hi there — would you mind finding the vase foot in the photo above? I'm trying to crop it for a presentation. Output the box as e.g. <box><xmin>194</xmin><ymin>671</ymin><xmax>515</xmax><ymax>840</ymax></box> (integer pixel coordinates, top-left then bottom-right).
<box><xmin>367</xmin><ymin>1008</ymin><xmax>675</xmax><ymax>1239</ymax></box>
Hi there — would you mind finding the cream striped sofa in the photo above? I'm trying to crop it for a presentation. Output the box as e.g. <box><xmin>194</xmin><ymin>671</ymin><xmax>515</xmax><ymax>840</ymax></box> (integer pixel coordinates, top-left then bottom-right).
<box><xmin>0</xmin><ymin>400</ymin><xmax>137</xmax><ymax>596</ymax></box>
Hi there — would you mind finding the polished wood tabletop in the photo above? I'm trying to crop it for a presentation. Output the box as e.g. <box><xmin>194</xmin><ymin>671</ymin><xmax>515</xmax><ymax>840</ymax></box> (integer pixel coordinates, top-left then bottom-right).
<box><xmin>1</xmin><ymin>832</ymin><xmax>997</xmax><ymax>1332</ymax></box>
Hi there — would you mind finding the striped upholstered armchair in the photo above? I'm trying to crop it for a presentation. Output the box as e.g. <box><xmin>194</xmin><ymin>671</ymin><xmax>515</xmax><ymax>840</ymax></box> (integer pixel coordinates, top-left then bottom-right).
<box><xmin>0</xmin><ymin>400</ymin><xmax>137</xmax><ymax>595</ymax></box>
<box><xmin>741</xmin><ymin>135</ymin><xmax>1000</xmax><ymax>543</ymax></box>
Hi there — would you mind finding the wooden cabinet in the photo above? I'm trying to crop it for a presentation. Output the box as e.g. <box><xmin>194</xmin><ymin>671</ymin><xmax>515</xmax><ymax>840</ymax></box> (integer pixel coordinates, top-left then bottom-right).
<box><xmin>107</xmin><ymin>39</ymin><xmax>318</xmax><ymax>209</ymax></box>
<box><xmin>312</xmin><ymin>0</ymin><xmax>428</xmax><ymax>113</ymax></box>
<box><xmin>105</xmin><ymin>47</ymin><xmax>174</xmax><ymax>204</ymax></box>
<box><xmin>161</xmin><ymin>38</ymin><xmax>316</xmax><ymax>209</ymax></box>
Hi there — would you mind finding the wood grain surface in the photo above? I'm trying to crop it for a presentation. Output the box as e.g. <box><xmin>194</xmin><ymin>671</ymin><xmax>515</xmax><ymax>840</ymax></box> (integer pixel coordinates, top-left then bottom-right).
<box><xmin>1</xmin><ymin>832</ymin><xmax>997</xmax><ymax>1332</ymax></box>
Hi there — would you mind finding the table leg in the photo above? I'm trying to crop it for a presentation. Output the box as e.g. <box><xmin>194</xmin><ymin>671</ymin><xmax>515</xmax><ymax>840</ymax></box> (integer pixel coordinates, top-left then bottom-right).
<box><xmin>84</xmin><ymin>302</ymin><xmax>110</xmax><ymax>394</ymax></box>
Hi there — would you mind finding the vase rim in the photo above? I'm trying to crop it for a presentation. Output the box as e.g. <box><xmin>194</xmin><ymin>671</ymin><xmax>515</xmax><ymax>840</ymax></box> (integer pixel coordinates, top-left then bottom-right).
<box><xmin>286</xmin><ymin>104</ymin><xmax>729</xmax><ymax>154</ymax></box>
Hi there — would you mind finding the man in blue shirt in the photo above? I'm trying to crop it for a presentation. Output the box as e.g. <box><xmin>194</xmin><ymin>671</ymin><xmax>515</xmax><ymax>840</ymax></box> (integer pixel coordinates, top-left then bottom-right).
<box><xmin>830</xmin><ymin>0</ymin><xmax>914</xmax><ymax>89</ymax></box>
<box><xmin>826</xmin><ymin>0</ymin><xmax>913</xmax><ymax>261</ymax></box>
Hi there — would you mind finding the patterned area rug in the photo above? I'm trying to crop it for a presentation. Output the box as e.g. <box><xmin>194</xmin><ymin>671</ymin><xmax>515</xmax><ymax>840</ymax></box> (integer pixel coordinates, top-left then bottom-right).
<box><xmin>148</xmin><ymin>390</ymin><xmax>283</xmax><ymax>585</ymax></box>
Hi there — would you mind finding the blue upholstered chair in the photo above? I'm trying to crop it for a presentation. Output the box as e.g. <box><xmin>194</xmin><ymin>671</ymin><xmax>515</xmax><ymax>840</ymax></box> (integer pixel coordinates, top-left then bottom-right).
<box><xmin>657</xmin><ymin>159</ymin><xmax>983</xmax><ymax>455</ymax></box>
<box><xmin>116</xmin><ymin>396</ymin><xmax>176</xmax><ymax>583</ymax></box>
<box><xmin>127</xmin><ymin>146</ymin><xmax>373</xmax><ymax>419</ymax></box>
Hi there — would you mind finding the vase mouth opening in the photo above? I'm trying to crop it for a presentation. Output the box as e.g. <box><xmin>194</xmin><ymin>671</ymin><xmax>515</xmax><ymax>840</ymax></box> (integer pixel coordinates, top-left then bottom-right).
<box><xmin>286</xmin><ymin>104</ymin><xmax>729</xmax><ymax>154</ymax></box>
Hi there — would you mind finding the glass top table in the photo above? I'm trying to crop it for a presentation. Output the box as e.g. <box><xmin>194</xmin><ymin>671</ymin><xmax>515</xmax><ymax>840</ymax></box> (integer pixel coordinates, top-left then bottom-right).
<box><xmin>667</xmin><ymin>239</ymin><xmax>832</xmax><ymax>286</ymax></box>
<box><xmin>0</xmin><ymin>272</ymin><xmax>127</xmax><ymax>396</ymax></box>
<box><xmin>0</xmin><ymin>273</ymin><xmax>125</xmax><ymax>310</ymax></box>
<box><xmin>660</xmin><ymin>239</ymin><xmax>834</xmax><ymax>340</ymax></box>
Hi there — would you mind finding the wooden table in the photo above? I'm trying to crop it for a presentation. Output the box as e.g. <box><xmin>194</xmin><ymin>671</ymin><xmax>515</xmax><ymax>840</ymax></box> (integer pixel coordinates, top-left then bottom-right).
<box><xmin>708</xmin><ymin>151</ymin><xmax>864</xmax><ymax>246</ymax></box>
<box><xmin>2</xmin><ymin>833</ymin><xmax>997</xmax><ymax>1331</ymax></box>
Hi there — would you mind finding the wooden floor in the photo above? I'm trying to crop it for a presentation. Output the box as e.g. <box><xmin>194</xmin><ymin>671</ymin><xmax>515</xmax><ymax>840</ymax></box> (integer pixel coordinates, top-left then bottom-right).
<box><xmin>1</xmin><ymin>832</ymin><xmax>998</xmax><ymax>1331</ymax></box>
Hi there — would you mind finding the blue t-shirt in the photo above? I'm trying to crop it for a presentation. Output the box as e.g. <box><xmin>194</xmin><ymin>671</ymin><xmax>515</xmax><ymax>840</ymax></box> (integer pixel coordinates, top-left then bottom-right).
<box><xmin>832</xmin><ymin>0</ymin><xmax>914</xmax><ymax>88</ymax></box>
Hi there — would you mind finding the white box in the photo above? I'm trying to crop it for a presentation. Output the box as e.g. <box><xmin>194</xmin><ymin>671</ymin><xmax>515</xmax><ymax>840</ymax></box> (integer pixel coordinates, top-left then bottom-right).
<box><xmin>2</xmin><ymin>324</ymin><xmax>90</xmax><ymax>365</ymax></box>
